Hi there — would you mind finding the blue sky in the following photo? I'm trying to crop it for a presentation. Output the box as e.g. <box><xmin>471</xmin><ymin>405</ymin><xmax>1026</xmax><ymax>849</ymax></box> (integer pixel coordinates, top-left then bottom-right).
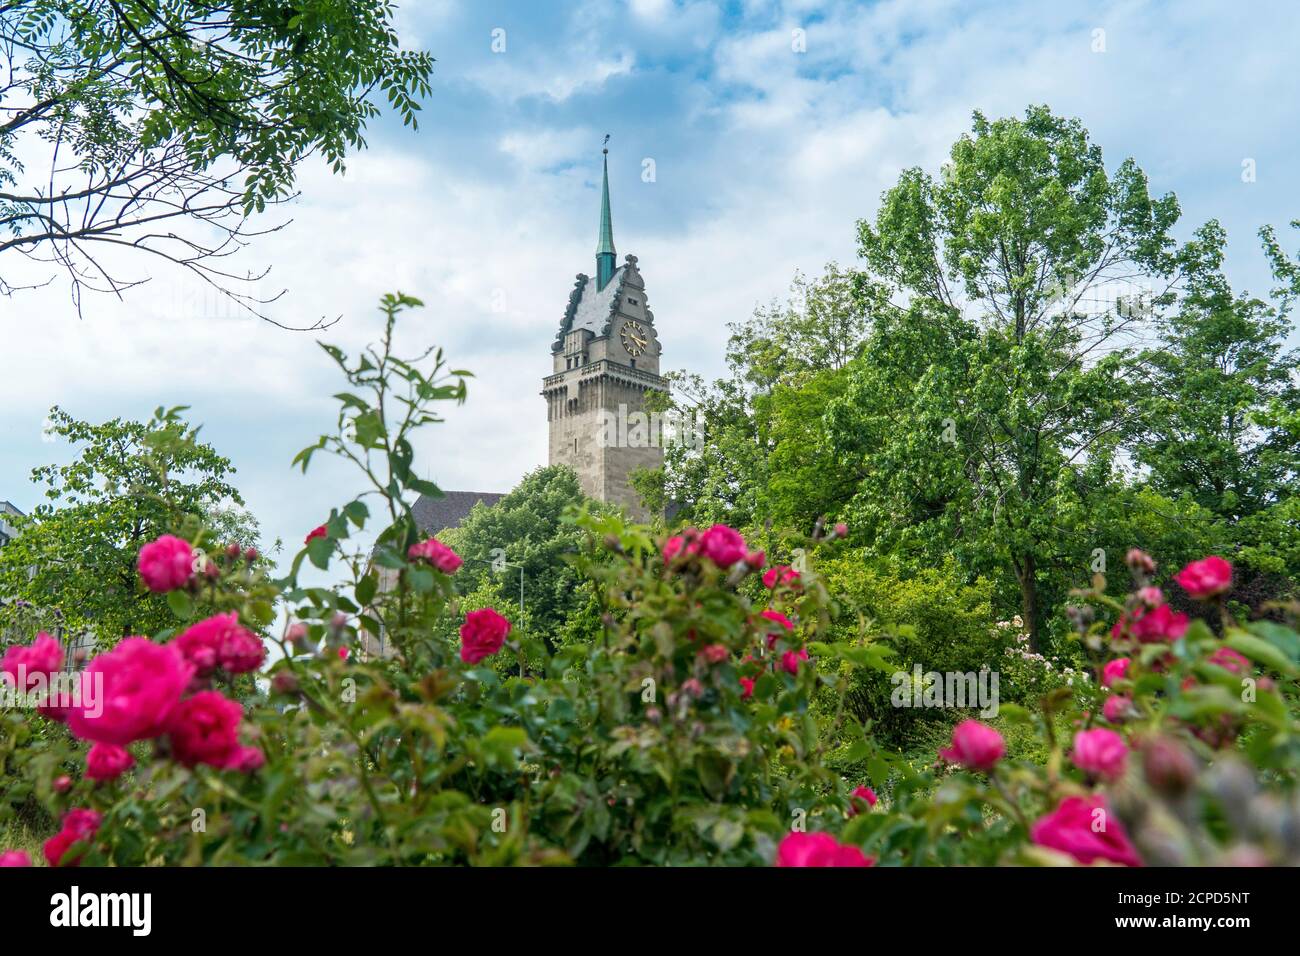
<box><xmin>4</xmin><ymin>0</ymin><xmax>1300</xmax><ymax>570</ymax></box>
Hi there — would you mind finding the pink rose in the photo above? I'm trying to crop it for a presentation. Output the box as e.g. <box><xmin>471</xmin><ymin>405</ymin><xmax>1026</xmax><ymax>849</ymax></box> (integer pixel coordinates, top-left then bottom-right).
<box><xmin>775</xmin><ymin>831</ymin><xmax>874</xmax><ymax>867</ymax></box>
<box><xmin>1207</xmin><ymin>646</ymin><xmax>1250</xmax><ymax>675</ymax></box>
<box><xmin>174</xmin><ymin>612</ymin><xmax>265</xmax><ymax>675</ymax></box>
<box><xmin>407</xmin><ymin>537</ymin><xmax>463</xmax><ymax>574</ymax></box>
<box><xmin>699</xmin><ymin>644</ymin><xmax>729</xmax><ymax>664</ymax></box>
<box><xmin>1136</xmin><ymin>586</ymin><xmax>1164</xmax><ymax>607</ymax></box>
<box><xmin>67</xmin><ymin>638</ymin><xmax>193</xmax><ymax>745</ymax></box>
<box><xmin>1174</xmin><ymin>556</ymin><xmax>1233</xmax><ymax>600</ymax></box>
<box><xmin>224</xmin><ymin>745</ymin><xmax>266</xmax><ymax>773</ymax></box>
<box><xmin>662</xmin><ymin>528</ymin><xmax>699</xmax><ymax>563</ymax></box>
<box><xmin>1030</xmin><ymin>795</ymin><xmax>1142</xmax><ymax>867</ymax></box>
<box><xmin>1071</xmin><ymin>727</ymin><xmax>1129</xmax><ymax>780</ymax></box>
<box><xmin>762</xmin><ymin>565</ymin><xmax>801</xmax><ymax>589</ymax></box>
<box><xmin>338</xmin><ymin>646</ymin><xmax>349</xmax><ymax>660</ymax></box>
<box><xmin>833</xmin><ymin>522</ymin><xmax>848</xmax><ymax>538</ymax></box>
<box><xmin>1125</xmin><ymin>548</ymin><xmax>1156</xmax><ymax>575</ymax></box>
<box><xmin>849</xmin><ymin>785</ymin><xmax>877</xmax><ymax>815</ymax></box>
<box><xmin>167</xmin><ymin>690</ymin><xmax>243</xmax><ymax>768</ymax></box>
<box><xmin>698</xmin><ymin>524</ymin><xmax>748</xmax><ymax>568</ymax></box>
<box><xmin>1111</xmin><ymin>604</ymin><xmax>1188</xmax><ymax>644</ymax></box>
<box><xmin>761</xmin><ymin>609</ymin><xmax>795</xmax><ymax>649</ymax></box>
<box><xmin>0</xmin><ymin>850</ymin><xmax>31</xmax><ymax>867</ymax></box>
<box><xmin>739</xmin><ymin>676</ymin><xmax>755</xmax><ymax>700</ymax></box>
<box><xmin>460</xmin><ymin>608</ymin><xmax>510</xmax><ymax>664</ymax></box>
<box><xmin>1102</xmin><ymin>695</ymin><xmax>1133</xmax><ymax>724</ymax></box>
<box><xmin>939</xmin><ymin>719</ymin><xmax>1005</xmax><ymax>772</ymax></box>
<box><xmin>1</xmin><ymin>631</ymin><xmax>68</xmax><ymax>720</ymax></box>
<box><xmin>219</xmin><ymin>626</ymin><xmax>266</xmax><ymax>674</ymax></box>
<box><xmin>1101</xmin><ymin>657</ymin><xmax>1130</xmax><ymax>688</ymax></box>
<box><xmin>137</xmin><ymin>534</ymin><xmax>194</xmax><ymax>593</ymax></box>
<box><xmin>745</xmin><ymin>550</ymin><xmax>766</xmax><ymax>568</ymax></box>
<box><xmin>305</xmin><ymin>525</ymin><xmax>327</xmax><ymax>544</ymax></box>
<box><xmin>780</xmin><ymin>647</ymin><xmax>809</xmax><ymax>675</ymax></box>
<box><xmin>85</xmin><ymin>742</ymin><xmax>134</xmax><ymax>781</ymax></box>
<box><xmin>43</xmin><ymin>808</ymin><xmax>102</xmax><ymax>868</ymax></box>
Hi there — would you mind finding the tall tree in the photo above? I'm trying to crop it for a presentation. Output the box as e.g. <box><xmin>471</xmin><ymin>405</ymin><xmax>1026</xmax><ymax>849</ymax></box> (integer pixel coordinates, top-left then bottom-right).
<box><xmin>845</xmin><ymin>106</ymin><xmax>1182</xmax><ymax>649</ymax></box>
<box><xmin>1138</xmin><ymin>220</ymin><xmax>1300</xmax><ymax>524</ymax></box>
<box><xmin>655</xmin><ymin>264</ymin><xmax>879</xmax><ymax>534</ymax></box>
<box><xmin>0</xmin><ymin>1</ymin><xmax>432</xmax><ymax>322</ymax></box>
<box><xmin>438</xmin><ymin>466</ymin><xmax>609</xmax><ymax>652</ymax></box>
<box><xmin>0</xmin><ymin>406</ymin><xmax>260</xmax><ymax>643</ymax></box>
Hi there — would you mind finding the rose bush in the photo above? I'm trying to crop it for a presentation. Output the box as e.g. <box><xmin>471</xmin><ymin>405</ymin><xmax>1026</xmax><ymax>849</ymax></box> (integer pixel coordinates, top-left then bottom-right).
<box><xmin>1</xmin><ymin>294</ymin><xmax>1297</xmax><ymax>867</ymax></box>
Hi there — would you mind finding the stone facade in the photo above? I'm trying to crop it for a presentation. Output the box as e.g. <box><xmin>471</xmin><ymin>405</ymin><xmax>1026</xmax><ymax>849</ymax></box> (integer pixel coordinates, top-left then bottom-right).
<box><xmin>543</xmin><ymin>253</ymin><xmax>666</xmax><ymax>522</ymax></box>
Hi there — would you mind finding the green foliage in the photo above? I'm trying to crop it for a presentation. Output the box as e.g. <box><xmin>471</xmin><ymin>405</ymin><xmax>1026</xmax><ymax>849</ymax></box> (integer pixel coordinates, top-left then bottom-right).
<box><xmin>818</xmin><ymin>556</ymin><xmax>1006</xmax><ymax>749</ymax></box>
<box><xmin>2</xmin><ymin>293</ymin><xmax>1299</xmax><ymax>869</ymax></box>
<box><xmin>0</xmin><ymin>1</ymin><xmax>432</xmax><ymax>309</ymax></box>
<box><xmin>0</xmin><ymin>406</ymin><xmax>261</xmax><ymax>645</ymax></box>
<box><xmin>439</xmin><ymin>466</ymin><xmax>612</xmax><ymax>655</ymax></box>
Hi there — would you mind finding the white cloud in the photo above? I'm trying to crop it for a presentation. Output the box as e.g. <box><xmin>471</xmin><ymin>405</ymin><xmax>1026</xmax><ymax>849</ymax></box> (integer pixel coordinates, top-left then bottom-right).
<box><xmin>5</xmin><ymin>0</ymin><xmax>1300</xmax><ymax>574</ymax></box>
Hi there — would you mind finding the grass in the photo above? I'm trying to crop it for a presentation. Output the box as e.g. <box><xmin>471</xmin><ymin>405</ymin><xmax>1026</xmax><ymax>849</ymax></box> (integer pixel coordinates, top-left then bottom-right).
<box><xmin>0</xmin><ymin>822</ymin><xmax>50</xmax><ymax>865</ymax></box>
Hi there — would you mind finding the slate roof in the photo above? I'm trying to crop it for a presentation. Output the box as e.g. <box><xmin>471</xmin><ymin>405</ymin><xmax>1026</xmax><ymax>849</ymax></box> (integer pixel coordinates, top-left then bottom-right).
<box><xmin>410</xmin><ymin>490</ymin><xmax>505</xmax><ymax>534</ymax></box>
<box><xmin>551</xmin><ymin>265</ymin><xmax>628</xmax><ymax>352</ymax></box>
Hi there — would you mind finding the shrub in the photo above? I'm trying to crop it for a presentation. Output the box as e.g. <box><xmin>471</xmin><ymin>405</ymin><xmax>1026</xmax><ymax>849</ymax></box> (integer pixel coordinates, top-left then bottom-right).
<box><xmin>0</xmin><ymin>295</ymin><xmax>1297</xmax><ymax>868</ymax></box>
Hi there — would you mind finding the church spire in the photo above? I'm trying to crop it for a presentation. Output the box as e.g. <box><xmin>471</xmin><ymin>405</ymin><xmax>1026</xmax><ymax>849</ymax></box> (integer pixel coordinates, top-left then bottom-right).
<box><xmin>596</xmin><ymin>136</ymin><xmax>616</xmax><ymax>289</ymax></box>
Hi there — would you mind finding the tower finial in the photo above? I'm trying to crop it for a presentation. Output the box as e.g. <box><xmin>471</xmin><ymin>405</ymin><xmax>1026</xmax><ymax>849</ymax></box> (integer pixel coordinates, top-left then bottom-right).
<box><xmin>596</xmin><ymin>135</ymin><xmax>616</xmax><ymax>289</ymax></box>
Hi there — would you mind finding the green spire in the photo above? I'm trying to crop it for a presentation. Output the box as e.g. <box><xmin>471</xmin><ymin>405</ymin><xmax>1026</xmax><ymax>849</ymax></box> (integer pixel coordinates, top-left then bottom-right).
<box><xmin>596</xmin><ymin>144</ymin><xmax>616</xmax><ymax>289</ymax></box>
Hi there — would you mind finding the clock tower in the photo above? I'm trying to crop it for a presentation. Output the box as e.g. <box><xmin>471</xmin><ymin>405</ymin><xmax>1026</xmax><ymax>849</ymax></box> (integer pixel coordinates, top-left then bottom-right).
<box><xmin>542</xmin><ymin>145</ymin><xmax>666</xmax><ymax>521</ymax></box>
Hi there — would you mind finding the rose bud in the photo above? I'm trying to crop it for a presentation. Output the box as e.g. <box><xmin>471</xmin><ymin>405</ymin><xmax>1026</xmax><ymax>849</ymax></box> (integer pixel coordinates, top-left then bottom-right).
<box><xmin>834</xmin><ymin>522</ymin><xmax>848</xmax><ymax>538</ymax></box>
<box><xmin>243</xmin><ymin>547</ymin><xmax>258</xmax><ymax>563</ymax></box>
<box><xmin>1125</xmin><ymin>548</ymin><xmax>1156</xmax><ymax>576</ymax></box>
<box><xmin>271</xmin><ymin>671</ymin><xmax>299</xmax><ymax>696</ymax></box>
<box><xmin>53</xmin><ymin>775</ymin><xmax>72</xmax><ymax>794</ymax></box>
<box><xmin>225</xmin><ymin>542</ymin><xmax>242</xmax><ymax>559</ymax></box>
<box><xmin>1142</xmin><ymin>736</ymin><xmax>1196</xmax><ymax>796</ymax></box>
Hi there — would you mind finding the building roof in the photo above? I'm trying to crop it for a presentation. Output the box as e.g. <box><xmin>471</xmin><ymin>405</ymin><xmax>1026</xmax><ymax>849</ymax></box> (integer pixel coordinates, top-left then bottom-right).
<box><xmin>411</xmin><ymin>490</ymin><xmax>505</xmax><ymax>534</ymax></box>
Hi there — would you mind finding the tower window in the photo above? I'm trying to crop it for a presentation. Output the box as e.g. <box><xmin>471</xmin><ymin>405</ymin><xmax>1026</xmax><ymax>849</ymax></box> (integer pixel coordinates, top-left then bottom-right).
<box><xmin>630</xmin><ymin>359</ymin><xmax>636</xmax><ymax>368</ymax></box>
<box><xmin>573</xmin><ymin>437</ymin><xmax>578</xmax><ymax>454</ymax></box>
<box><xmin>628</xmin><ymin>297</ymin><xmax>638</xmax><ymax>305</ymax></box>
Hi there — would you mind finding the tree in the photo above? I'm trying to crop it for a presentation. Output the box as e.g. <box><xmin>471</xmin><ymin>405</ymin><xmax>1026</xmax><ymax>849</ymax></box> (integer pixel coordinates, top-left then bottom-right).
<box><xmin>438</xmin><ymin>466</ymin><xmax>610</xmax><ymax>654</ymax></box>
<box><xmin>0</xmin><ymin>405</ymin><xmax>261</xmax><ymax>643</ymax></box>
<box><xmin>841</xmin><ymin>106</ymin><xmax>1182</xmax><ymax>649</ymax></box>
<box><xmin>0</xmin><ymin>1</ymin><xmax>432</xmax><ymax>323</ymax></box>
<box><xmin>1137</xmin><ymin>221</ymin><xmax>1300</xmax><ymax>525</ymax></box>
<box><xmin>655</xmin><ymin>264</ymin><xmax>879</xmax><ymax>534</ymax></box>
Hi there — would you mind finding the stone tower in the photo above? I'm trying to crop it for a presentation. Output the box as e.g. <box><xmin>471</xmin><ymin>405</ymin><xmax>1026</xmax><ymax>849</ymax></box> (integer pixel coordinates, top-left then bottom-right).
<box><xmin>542</xmin><ymin>146</ymin><xmax>666</xmax><ymax>522</ymax></box>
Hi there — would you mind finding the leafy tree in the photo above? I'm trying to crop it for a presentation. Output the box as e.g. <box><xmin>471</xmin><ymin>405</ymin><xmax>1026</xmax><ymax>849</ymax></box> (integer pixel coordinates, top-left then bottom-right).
<box><xmin>0</xmin><ymin>406</ymin><xmax>261</xmax><ymax>643</ymax></box>
<box><xmin>840</xmin><ymin>106</ymin><xmax>1182</xmax><ymax>648</ymax></box>
<box><xmin>656</xmin><ymin>264</ymin><xmax>879</xmax><ymax>534</ymax></box>
<box><xmin>438</xmin><ymin>466</ymin><xmax>610</xmax><ymax>654</ymax></box>
<box><xmin>0</xmin><ymin>1</ymin><xmax>432</xmax><ymax>321</ymax></box>
<box><xmin>1137</xmin><ymin>221</ymin><xmax>1300</xmax><ymax>527</ymax></box>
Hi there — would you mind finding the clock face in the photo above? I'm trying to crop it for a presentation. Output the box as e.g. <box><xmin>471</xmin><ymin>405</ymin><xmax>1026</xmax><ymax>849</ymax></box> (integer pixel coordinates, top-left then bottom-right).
<box><xmin>620</xmin><ymin>320</ymin><xmax>649</xmax><ymax>357</ymax></box>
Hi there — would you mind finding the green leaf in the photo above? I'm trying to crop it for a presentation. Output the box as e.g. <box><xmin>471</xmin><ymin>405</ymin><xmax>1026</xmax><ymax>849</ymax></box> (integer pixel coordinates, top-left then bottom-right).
<box><xmin>356</xmin><ymin>572</ymin><xmax>378</xmax><ymax>607</ymax></box>
<box><xmin>1225</xmin><ymin>633</ymin><xmax>1297</xmax><ymax>676</ymax></box>
<box><xmin>166</xmin><ymin>589</ymin><xmax>194</xmax><ymax>620</ymax></box>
